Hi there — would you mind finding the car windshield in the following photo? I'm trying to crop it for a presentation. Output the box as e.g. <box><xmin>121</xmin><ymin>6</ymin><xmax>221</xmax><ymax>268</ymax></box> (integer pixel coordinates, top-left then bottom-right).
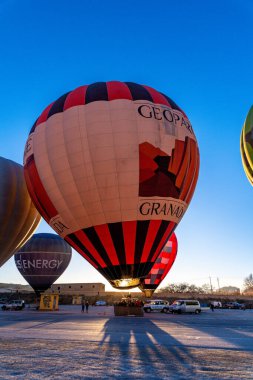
<box><xmin>172</xmin><ymin>301</ymin><xmax>182</xmax><ymax>305</ymax></box>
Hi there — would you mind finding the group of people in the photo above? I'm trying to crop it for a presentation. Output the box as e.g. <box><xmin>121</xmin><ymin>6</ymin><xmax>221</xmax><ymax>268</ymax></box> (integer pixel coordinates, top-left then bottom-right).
<box><xmin>116</xmin><ymin>298</ymin><xmax>144</xmax><ymax>307</ymax></box>
<box><xmin>81</xmin><ymin>300</ymin><xmax>89</xmax><ymax>313</ymax></box>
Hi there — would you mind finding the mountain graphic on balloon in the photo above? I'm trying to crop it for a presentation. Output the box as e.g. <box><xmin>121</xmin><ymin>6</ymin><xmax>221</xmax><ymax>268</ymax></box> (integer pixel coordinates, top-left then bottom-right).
<box><xmin>139</xmin><ymin>138</ymin><xmax>195</xmax><ymax>199</ymax></box>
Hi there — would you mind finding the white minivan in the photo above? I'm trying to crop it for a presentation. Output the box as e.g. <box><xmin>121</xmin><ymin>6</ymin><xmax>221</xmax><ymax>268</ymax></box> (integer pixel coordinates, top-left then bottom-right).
<box><xmin>165</xmin><ymin>300</ymin><xmax>201</xmax><ymax>314</ymax></box>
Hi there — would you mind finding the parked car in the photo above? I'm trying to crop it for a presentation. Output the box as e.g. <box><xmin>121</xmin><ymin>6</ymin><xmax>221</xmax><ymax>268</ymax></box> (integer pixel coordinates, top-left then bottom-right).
<box><xmin>223</xmin><ymin>302</ymin><xmax>245</xmax><ymax>310</ymax></box>
<box><xmin>95</xmin><ymin>300</ymin><xmax>107</xmax><ymax>306</ymax></box>
<box><xmin>164</xmin><ymin>300</ymin><xmax>201</xmax><ymax>314</ymax></box>
<box><xmin>143</xmin><ymin>299</ymin><xmax>169</xmax><ymax>313</ymax></box>
<box><xmin>2</xmin><ymin>300</ymin><xmax>25</xmax><ymax>311</ymax></box>
<box><xmin>0</xmin><ymin>298</ymin><xmax>8</xmax><ymax>307</ymax></box>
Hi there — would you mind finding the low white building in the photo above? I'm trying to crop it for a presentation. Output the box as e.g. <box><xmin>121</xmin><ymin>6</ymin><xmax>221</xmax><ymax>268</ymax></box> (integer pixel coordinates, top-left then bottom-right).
<box><xmin>49</xmin><ymin>282</ymin><xmax>105</xmax><ymax>296</ymax></box>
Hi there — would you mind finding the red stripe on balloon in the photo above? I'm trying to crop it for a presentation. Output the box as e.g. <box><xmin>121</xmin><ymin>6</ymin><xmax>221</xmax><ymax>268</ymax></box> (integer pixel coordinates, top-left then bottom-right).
<box><xmin>122</xmin><ymin>221</ymin><xmax>137</xmax><ymax>265</ymax></box>
<box><xmin>142</xmin><ymin>85</ymin><xmax>172</xmax><ymax>107</ymax></box>
<box><xmin>64</xmin><ymin>85</ymin><xmax>88</xmax><ymax>110</ymax></box>
<box><xmin>94</xmin><ymin>224</ymin><xmax>120</xmax><ymax>266</ymax></box>
<box><xmin>74</xmin><ymin>230</ymin><xmax>107</xmax><ymax>268</ymax></box>
<box><xmin>140</xmin><ymin>220</ymin><xmax>162</xmax><ymax>263</ymax></box>
<box><xmin>169</xmin><ymin>233</ymin><xmax>178</xmax><ymax>255</ymax></box>
<box><xmin>106</xmin><ymin>81</ymin><xmax>133</xmax><ymax>101</ymax></box>
<box><xmin>64</xmin><ymin>236</ymin><xmax>98</xmax><ymax>268</ymax></box>
<box><xmin>24</xmin><ymin>156</ymin><xmax>58</xmax><ymax>221</ymax></box>
<box><xmin>35</xmin><ymin>102</ymin><xmax>55</xmax><ymax>128</ymax></box>
<box><xmin>24</xmin><ymin>161</ymin><xmax>50</xmax><ymax>223</ymax></box>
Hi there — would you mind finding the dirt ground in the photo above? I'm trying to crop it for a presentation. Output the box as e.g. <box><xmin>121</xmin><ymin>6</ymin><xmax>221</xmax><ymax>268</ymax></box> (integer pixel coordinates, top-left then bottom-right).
<box><xmin>1</xmin><ymin>339</ymin><xmax>253</xmax><ymax>380</ymax></box>
<box><xmin>1</xmin><ymin>307</ymin><xmax>253</xmax><ymax>379</ymax></box>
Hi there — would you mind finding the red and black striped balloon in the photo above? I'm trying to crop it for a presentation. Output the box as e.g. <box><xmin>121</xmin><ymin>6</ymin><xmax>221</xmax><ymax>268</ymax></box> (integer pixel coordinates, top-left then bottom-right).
<box><xmin>139</xmin><ymin>233</ymin><xmax>178</xmax><ymax>297</ymax></box>
<box><xmin>24</xmin><ymin>81</ymin><xmax>199</xmax><ymax>289</ymax></box>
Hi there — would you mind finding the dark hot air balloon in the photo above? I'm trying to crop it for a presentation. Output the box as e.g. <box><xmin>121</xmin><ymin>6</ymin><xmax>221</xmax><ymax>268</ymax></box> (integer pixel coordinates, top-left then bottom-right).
<box><xmin>0</xmin><ymin>156</ymin><xmax>41</xmax><ymax>267</ymax></box>
<box><xmin>139</xmin><ymin>233</ymin><xmax>178</xmax><ymax>297</ymax></box>
<box><xmin>23</xmin><ymin>81</ymin><xmax>199</xmax><ymax>289</ymax></box>
<box><xmin>14</xmin><ymin>233</ymin><xmax>72</xmax><ymax>295</ymax></box>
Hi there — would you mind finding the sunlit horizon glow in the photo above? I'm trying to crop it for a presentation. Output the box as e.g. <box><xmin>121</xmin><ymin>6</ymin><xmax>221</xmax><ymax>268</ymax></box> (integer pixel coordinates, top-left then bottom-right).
<box><xmin>0</xmin><ymin>0</ymin><xmax>253</xmax><ymax>293</ymax></box>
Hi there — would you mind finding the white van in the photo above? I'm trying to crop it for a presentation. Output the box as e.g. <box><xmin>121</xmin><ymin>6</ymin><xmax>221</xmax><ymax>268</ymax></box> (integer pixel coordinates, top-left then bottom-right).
<box><xmin>165</xmin><ymin>300</ymin><xmax>201</xmax><ymax>314</ymax></box>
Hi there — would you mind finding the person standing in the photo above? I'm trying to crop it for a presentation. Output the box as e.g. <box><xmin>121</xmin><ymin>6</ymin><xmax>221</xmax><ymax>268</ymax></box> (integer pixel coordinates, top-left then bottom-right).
<box><xmin>85</xmin><ymin>300</ymin><xmax>89</xmax><ymax>313</ymax></box>
<box><xmin>81</xmin><ymin>299</ymin><xmax>85</xmax><ymax>313</ymax></box>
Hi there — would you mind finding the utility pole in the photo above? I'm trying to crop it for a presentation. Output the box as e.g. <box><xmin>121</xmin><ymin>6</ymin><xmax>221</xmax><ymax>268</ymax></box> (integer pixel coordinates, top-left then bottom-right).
<box><xmin>217</xmin><ymin>277</ymin><xmax>220</xmax><ymax>292</ymax></box>
<box><xmin>209</xmin><ymin>276</ymin><xmax>213</xmax><ymax>293</ymax></box>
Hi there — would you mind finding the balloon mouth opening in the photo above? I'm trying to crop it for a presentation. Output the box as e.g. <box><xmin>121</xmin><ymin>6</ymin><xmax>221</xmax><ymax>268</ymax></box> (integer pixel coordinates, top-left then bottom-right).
<box><xmin>142</xmin><ymin>289</ymin><xmax>154</xmax><ymax>298</ymax></box>
<box><xmin>111</xmin><ymin>278</ymin><xmax>140</xmax><ymax>289</ymax></box>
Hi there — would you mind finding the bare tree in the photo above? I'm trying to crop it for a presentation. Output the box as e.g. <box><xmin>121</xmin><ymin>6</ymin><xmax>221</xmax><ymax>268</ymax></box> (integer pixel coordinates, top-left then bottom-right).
<box><xmin>243</xmin><ymin>274</ymin><xmax>253</xmax><ymax>293</ymax></box>
<box><xmin>158</xmin><ymin>282</ymin><xmax>209</xmax><ymax>295</ymax></box>
<box><xmin>201</xmin><ymin>283</ymin><xmax>213</xmax><ymax>294</ymax></box>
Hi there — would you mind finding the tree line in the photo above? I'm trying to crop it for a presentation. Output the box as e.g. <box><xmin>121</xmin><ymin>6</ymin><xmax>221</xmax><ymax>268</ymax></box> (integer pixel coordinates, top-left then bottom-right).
<box><xmin>157</xmin><ymin>274</ymin><xmax>253</xmax><ymax>295</ymax></box>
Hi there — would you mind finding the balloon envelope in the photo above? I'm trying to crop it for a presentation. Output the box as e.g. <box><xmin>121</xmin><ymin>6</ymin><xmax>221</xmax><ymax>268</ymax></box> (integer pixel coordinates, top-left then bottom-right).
<box><xmin>24</xmin><ymin>81</ymin><xmax>199</xmax><ymax>289</ymax></box>
<box><xmin>241</xmin><ymin>106</ymin><xmax>253</xmax><ymax>185</ymax></box>
<box><xmin>14</xmin><ymin>233</ymin><xmax>72</xmax><ymax>295</ymax></box>
<box><xmin>139</xmin><ymin>233</ymin><xmax>178</xmax><ymax>297</ymax></box>
<box><xmin>0</xmin><ymin>157</ymin><xmax>41</xmax><ymax>267</ymax></box>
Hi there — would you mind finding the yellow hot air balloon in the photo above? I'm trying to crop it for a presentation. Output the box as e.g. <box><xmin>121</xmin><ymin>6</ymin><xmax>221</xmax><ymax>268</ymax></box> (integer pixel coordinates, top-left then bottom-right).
<box><xmin>241</xmin><ymin>106</ymin><xmax>253</xmax><ymax>185</ymax></box>
<box><xmin>0</xmin><ymin>157</ymin><xmax>41</xmax><ymax>267</ymax></box>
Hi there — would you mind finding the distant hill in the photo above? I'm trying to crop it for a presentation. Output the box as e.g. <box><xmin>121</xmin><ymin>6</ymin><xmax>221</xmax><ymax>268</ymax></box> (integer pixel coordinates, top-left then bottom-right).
<box><xmin>0</xmin><ymin>283</ymin><xmax>32</xmax><ymax>291</ymax></box>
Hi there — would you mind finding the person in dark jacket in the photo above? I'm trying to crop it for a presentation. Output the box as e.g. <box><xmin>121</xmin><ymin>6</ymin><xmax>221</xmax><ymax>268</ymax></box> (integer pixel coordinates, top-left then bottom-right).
<box><xmin>85</xmin><ymin>300</ymin><xmax>89</xmax><ymax>313</ymax></box>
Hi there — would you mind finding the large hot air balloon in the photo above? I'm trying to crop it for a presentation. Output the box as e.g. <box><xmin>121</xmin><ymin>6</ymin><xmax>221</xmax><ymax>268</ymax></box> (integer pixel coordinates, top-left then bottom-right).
<box><xmin>240</xmin><ymin>106</ymin><xmax>253</xmax><ymax>185</ymax></box>
<box><xmin>14</xmin><ymin>233</ymin><xmax>72</xmax><ymax>295</ymax></box>
<box><xmin>23</xmin><ymin>81</ymin><xmax>200</xmax><ymax>289</ymax></box>
<box><xmin>139</xmin><ymin>233</ymin><xmax>178</xmax><ymax>297</ymax></box>
<box><xmin>0</xmin><ymin>157</ymin><xmax>41</xmax><ymax>267</ymax></box>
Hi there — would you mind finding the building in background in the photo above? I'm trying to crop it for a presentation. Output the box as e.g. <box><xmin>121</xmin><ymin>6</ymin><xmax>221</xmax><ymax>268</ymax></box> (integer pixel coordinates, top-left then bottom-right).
<box><xmin>217</xmin><ymin>286</ymin><xmax>240</xmax><ymax>295</ymax></box>
<box><xmin>49</xmin><ymin>283</ymin><xmax>105</xmax><ymax>296</ymax></box>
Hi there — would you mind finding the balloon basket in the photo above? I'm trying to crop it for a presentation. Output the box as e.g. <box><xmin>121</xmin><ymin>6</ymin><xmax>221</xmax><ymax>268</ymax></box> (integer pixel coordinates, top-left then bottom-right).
<box><xmin>114</xmin><ymin>306</ymin><xmax>144</xmax><ymax>317</ymax></box>
<box><xmin>39</xmin><ymin>293</ymin><xmax>59</xmax><ymax>311</ymax></box>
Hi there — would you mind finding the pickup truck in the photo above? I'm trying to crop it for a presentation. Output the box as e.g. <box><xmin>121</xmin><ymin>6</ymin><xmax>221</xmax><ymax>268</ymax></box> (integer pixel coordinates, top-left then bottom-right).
<box><xmin>143</xmin><ymin>299</ymin><xmax>169</xmax><ymax>313</ymax></box>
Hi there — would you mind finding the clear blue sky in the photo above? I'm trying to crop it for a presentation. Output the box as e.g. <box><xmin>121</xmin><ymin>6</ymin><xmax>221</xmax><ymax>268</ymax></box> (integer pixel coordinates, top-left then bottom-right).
<box><xmin>0</xmin><ymin>0</ymin><xmax>252</xmax><ymax>291</ymax></box>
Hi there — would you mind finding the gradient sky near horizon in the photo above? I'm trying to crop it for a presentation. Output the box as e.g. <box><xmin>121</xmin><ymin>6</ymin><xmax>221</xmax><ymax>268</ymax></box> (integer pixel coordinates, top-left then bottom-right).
<box><xmin>0</xmin><ymin>0</ymin><xmax>253</xmax><ymax>291</ymax></box>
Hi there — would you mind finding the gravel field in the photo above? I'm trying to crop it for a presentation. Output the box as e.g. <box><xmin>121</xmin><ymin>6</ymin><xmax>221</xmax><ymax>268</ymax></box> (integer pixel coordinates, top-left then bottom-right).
<box><xmin>0</xmin><ymin>306</ymin><xmax>253</xmax><ymax>379</ymax></box>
